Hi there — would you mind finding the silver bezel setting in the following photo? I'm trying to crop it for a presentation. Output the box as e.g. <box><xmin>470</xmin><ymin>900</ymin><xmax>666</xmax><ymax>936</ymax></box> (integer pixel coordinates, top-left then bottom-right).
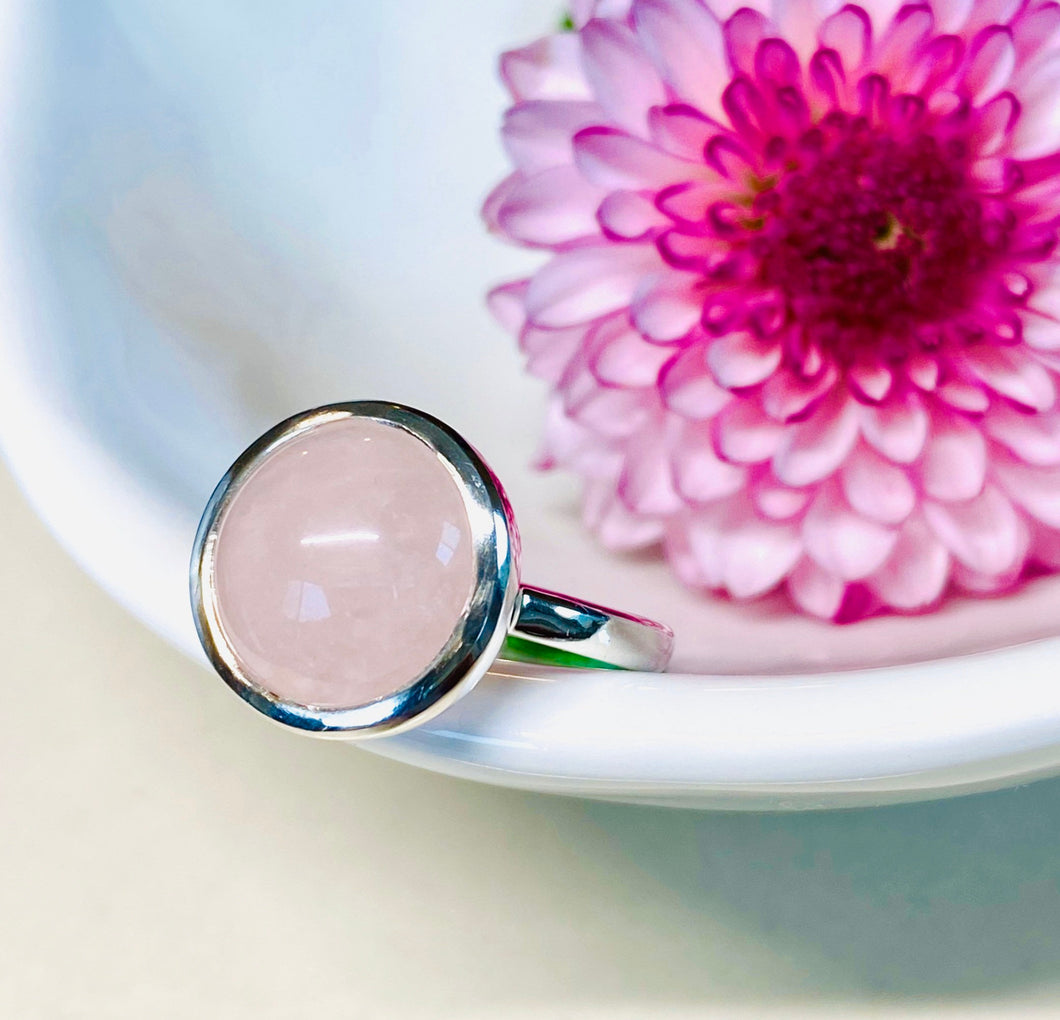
<box><xmin>190</xmin><ymin>401</ymin><xmax>521</xmax><ymax>739</ymax></box>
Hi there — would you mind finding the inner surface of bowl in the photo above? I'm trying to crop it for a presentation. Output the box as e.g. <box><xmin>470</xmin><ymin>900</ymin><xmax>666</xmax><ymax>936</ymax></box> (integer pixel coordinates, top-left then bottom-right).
<box><xmin>8</xmin><ymin>0</ymin><xmax>1060</xmax><ymax>683</ymax></box>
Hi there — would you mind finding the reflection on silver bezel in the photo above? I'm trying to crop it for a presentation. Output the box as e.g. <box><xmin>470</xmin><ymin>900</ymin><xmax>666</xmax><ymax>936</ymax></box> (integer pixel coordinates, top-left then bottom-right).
<box><xmin>189</xmin><ymin>401</ymin><xmax>520</xmax><ymax>739</ymax></box>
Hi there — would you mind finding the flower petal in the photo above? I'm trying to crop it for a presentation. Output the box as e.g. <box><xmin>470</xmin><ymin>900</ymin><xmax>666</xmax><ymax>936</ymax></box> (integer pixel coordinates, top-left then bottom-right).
<box><xmin>526</xmin><ymin>245</ymin><xmax>659</xmax><ymax>327</ymax></box>
<box><xmin>585</xmin><ymin>477</ymin><xmax>666</xmax><ymax>548</ymax></box>
<box><xmin>985</xmin><ymin>404</ymin><xmax>1060</xmax><ymax>466</ymax></box>
<box><xmin>963</xmin><ymin>345</ymin><xmax>1057</xmax><ymax>411</ymax></box>
<box><xmin>560</xmin><ymin>354</ymin><xmax>655</xmax><ymax>437</ymax></box>
<box><xmin>754</xmin><ymin>36</ymin><xmax>802</xmax><ymax>87</ymax></box>
<box><xmin>867</xmin><ymin>514</ymin><xmax>950</xmax><ymax>611</ymax></box>
<box><xmin>487</xmin><ymin>279</ymin><xmax>530</xmax><ymax>334</ymax></box>
<box><xmin>962</xmin><ymin>0</ymin><xmax>1022</xmax><ymax>37</ymax></box>
<box><xmin>631</xmin><ymin>273</ymin><xmax>704</xmax><ymax>341</ymax></box>
<box><xmin>951</xmin><ymin>557</ymin><xmax>1027</xmax><ymax>596</ymax></box>
<box><xmin>773</xmin><ymin>394</ymin><xmax>859</xmax><ymax>486</ymax></box>
<box><xmin>659</xmin><ymin>342</ymin><xmax>734</xmax><ymax>418</ymax></box>
<box><xmin>632</xmin><ymin>0</ymin><xmax>729</xmax><ymax>120</ymax></box>
<box><xmin>967</xmin><ymin>92</ymin><xmax>1019</xmax><ymax>157</ymax></box>
<box><xmin>860</xmin><ymin>392</ymin><xmax>929</xmax><ymax>463</ymax></box>
<box><xmin>501</xmin><ymin>34</ymin><xmax>592</xmax><ymax>102</ymax></box>
<box><xmin>664</xmin><ymin>513</ymin><xmax>715</xmax><ymax>588</ymax></box>
<box><xmin>648</xmin><ymin>103</ymin><xmax>722</xmax><ymax>158</ymax></box>
<box><xmin>581</xmin><ymin>18</ymin><xmax>668</xmax><ymax>133</ymax></box>
<box><xmin>482</xmin><ymin>172</ymin><xmax>520</xmax><ymax>234</ymax></box>
<box><xmin>761</xmin><ymin>363</ymin><xmax>838</xmax><ymax>421</ymax></box>
<box><xmin>993</xmin><ymin>460</ymin><xmax>1060</xmax><ymax>527</ymax></box>
<box><xmin>874</xmin><ymin>3</ymin><xmax>934</xmax><ymax>84</ymax></box>
<box><xmin>1012</xmin><ymin>2</ymin><xmax>1060</xmax><ymax>65</ymax></box>
<box><xmin>710</xmin><ymin>0</ymin><xmax>771</xmax><ymax>16</ymax></box>
<box><xmin>496</xmin><ymin>165</ymin><xmax>606</xmax><ymax>246</ymax></box>
<box><xmin>502</xmin><ymin>100</ymin><xmax>605</xmax><ymax>174</ymax></box>
<box><xmin>919</xmin><ymin>410</ymin><xmax>988</xmax><ymax>502</ymax></box>
<box><xmin>574</xmin><ymin>126</ymin><xmax>703</xmax><ymax>189</ymax></box>
<box><xmin>520</xmin><ymin>323</ymin><xmax>585</xmax><ymax>383</ymax></box>
<box><xmin>657</xmin><ymin>226</ymin><xmax>731</xmax><ymax>271</ymax></box>
<box><xmin>696</xmin><ymin>507</ymin><xmax>803</xmax><ymax>597</ymax></box>
<box><xmin>714</xmin><ymin>396</ymin><xmax>785</xmax><ymax>462</ymax></box>
<box><xmin>802</xmin><ymin>487</ymin><xmax>899</xmax><ymax>580</ymax></box>
<box><xmin>569</xmin><ymin>0</ymin><xmax>598</xmax><ymax>29</ymax></box>
<box><xmin>840</xmin><ymin>443</ymin><xmax>917</xmax><ymax>525</ymax></box>
<box><xmin>617</xmin><ymin>423</ymin><xmax>685</xmax><ymax>514</ymax></box>
<box><xmin>963</xmin><ymin>26</ymin><xmax>1016</xmax><ymax>104</ymax></box>
<box><xmin>723</xmin><ymin>7</ymin><xmax>771</xmax><ymax>76</ymax></box>
<box><xmin>538</xmin><ymin>396</ymin><xmax>620</xmax><ymax>473</ymax></box>
<box><xmin>857</xmin><ymin>0</ymin><xmax>907</xmax><ymax>33</ymax></box>
<box><xmin>923</xmin><ymin>484</ymin><xmax>1025</xmax><ymax>575</ymax></box>
<box><xmin>758</xmin><ymin>479</ymin><xmax>813</xmax><ymax>522</ymax></box>
<box><xmin>1010</xmin><ymin>51</ymin><xmax>1060</xmax><ymax>158</ymax></box>
<box><xmin>1023</xmin><ymin>306</ymin><xmax>1060</xmax><ymax>349</ymax></box>
<box><xmin>598</xmin><ymin>191</ymin><xmax>669</xmax><ymax>240</ymax></box>
<box><xmin>936</xmin><ymin>377</ymin><xmax>991</xmax><ymax>414</ymax></box>
<box><xmin>808</xmin><ymin>46</ymin><xmax>846</xmax><ymax>106</ymax></box>
<box><xmin>656</xmin><ymin>179</ymin><xmax>724</xmax><ymax>225</ymax></box>
<box><xmin>907</xmin><ymin>354</ymin><xmax>940</xmax><ymax>391</ymax></box>
<box><xmin>672</xmin><ymin>421</ymin><xmax>747</xmax><ymax>502</ymax></box>
<box><xmin>930</xmin><ymin>0</ymin><xmax>973</xmax><ymax>34</ymax></box>
<box><xmin>706</xmin><ymin>332</ymin><xmax>783</xmax><ymax>389</ymax></box>
<box><xmin>848</xmin><ymin>361</ymin><xmax>894</xmax><ymax>403</ymax></box>
<box><xmin>819</xmin><ymin>5</ymin><xmax>872</xmax><ymax>70</ymax></box>
<box><xmin>787</xmin><ymin>558</ymin><xmax>847</xmax><ymax>619</ymax></box>
<box><xmin>770</xmin><ymin>0</ymin><xmax>833</xmax><ymax>62</ymax></box>
<box><xmin>589</xmin><ymin>317</ymin><xmax>673</xmax><ymax>386</ymax></box>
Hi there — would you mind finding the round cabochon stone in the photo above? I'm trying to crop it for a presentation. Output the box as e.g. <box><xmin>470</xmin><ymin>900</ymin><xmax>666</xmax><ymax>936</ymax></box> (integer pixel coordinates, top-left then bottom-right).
<box><xmin>212</xmin><ymin>416</ymin><xmax>477</xmax><ymax>709</ymax></box>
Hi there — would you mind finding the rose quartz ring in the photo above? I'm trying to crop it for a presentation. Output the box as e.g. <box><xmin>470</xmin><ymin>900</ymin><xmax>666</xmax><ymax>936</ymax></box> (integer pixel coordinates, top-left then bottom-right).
<box><xmin>191</xmin><ymin>402</ymin><xmax>673</xmax><ymax>739</ymax></box>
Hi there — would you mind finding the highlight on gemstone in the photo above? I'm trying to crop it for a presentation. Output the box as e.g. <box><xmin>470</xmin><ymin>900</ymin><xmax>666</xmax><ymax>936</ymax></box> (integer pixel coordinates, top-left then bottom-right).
<box><xmin>210</xmin><ymin>418</ymin><xmax>477</xmax><ymax>708</ymax></box>
<box><xmin>484</xmin><ymin>0</ymin><xmax>1060</xmax><ymax>621</ymax></box>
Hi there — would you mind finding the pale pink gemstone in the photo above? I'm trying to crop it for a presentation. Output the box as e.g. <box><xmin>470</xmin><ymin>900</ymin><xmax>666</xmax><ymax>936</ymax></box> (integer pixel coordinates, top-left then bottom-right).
<box><xmin>213</xmin><ymin>417</ymin><xmax>477</xmax><ymax>709</ymax></box>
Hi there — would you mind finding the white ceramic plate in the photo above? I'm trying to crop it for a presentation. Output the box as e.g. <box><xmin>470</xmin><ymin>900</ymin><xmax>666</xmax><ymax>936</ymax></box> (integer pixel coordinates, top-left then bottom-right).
<box><xmin>4</xmin><ymin>0</ymin><xmax>1060</xmax><ymax>808</ymax></box>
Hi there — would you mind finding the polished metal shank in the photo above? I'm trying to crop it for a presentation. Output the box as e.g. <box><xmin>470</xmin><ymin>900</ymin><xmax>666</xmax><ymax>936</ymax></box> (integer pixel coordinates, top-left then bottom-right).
<box><xmin>509</xmin><ymin>586</ymin><xmax>673</xmax><ymax>672</ymax></box>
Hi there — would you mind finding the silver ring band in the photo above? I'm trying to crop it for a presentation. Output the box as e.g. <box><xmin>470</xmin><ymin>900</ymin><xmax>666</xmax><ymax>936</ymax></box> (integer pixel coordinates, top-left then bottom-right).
<box><xmin>507</xmin><ymin>586</ymin><xmax>673</xmax><ymax>672</ymax></box>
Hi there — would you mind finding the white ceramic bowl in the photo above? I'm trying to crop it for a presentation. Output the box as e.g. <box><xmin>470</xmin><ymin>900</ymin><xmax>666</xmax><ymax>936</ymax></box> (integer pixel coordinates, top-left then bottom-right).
<box><xmin>4</xmin><ymin>0</ymin><xmax>1060</xmax><ymax>809</ymax></box>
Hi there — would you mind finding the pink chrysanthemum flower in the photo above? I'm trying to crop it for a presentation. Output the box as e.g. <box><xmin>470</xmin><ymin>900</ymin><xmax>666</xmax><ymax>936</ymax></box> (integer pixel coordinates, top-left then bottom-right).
<box><xmin>484</xmin><ymin>0</ymin><xmax>1060</xmax><ymax>620</ymax></box>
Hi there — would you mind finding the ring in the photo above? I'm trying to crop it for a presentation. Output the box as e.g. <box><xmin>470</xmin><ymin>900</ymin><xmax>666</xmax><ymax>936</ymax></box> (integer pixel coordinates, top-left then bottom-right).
<box><xmin>190</xmin><ymin>401</ymin><xmax>674</xmax><ymax>739</ymax></box>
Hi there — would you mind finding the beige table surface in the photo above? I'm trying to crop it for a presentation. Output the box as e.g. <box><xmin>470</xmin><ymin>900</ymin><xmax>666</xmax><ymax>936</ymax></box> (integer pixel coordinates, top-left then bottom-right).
<box><xmin>4</xmin><ymin>461</ymin><xmax>1060</xmax><ymax>1020</ymax></box>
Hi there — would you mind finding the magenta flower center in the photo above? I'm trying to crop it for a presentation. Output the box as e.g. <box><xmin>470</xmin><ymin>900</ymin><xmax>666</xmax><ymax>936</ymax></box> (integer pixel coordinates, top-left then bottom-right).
<box><xmin>750</xmin><ymin>115</ymin><xmax>1008</xmax><ymax>365</ymax></box>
